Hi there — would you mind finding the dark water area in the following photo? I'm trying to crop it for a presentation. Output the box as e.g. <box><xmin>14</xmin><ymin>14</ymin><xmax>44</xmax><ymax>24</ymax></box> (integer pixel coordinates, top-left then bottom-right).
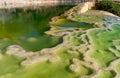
<box><xmin>0</xmin><ymin>6</ymin><xmax>73</xmax><ymax>52</ymax></box>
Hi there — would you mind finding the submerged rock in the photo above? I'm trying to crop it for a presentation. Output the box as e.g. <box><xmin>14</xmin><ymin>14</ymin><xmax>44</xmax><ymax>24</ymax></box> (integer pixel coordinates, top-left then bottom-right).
<box><xmin>27</xmin><ymin>37</ymin><xmax>37</xmax><ymax>42</ymax></box>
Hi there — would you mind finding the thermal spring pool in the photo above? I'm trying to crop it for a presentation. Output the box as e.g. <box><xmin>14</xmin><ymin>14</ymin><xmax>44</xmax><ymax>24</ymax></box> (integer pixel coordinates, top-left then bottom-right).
<box><xmin>0</xmin><ymin>6</ymin><xmax>73</xmax><ymax>51</ymax></box>
<box><xmin>0</xmin><ymin>5</ymin><xmax>120</xmax><ymax>78</ymax></box>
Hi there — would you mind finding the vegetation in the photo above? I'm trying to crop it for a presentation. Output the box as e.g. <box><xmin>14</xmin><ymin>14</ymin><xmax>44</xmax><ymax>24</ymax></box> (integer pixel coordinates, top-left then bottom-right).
<box><xmin>96</xmin><ymin>0</ymin><xmax>120</xmax><ymax>16</ymax></box>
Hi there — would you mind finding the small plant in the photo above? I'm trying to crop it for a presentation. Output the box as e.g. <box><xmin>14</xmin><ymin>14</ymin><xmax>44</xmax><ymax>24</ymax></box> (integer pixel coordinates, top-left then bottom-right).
<box><xmin>96</xmin><ymin>0</ymin><xmax>120</xmax><ymax>16</ymax></box>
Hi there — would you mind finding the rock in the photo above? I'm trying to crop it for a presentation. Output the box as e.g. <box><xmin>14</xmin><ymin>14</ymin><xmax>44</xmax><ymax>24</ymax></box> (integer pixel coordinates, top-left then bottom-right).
<box><xmin>72</xmin><ymin>58</ymin><xmax>80</xmax><ymax>65</ymax></box>
<box><xmin>50</xmin><ymin>27</ymin><xmax>58</xmax><ymax>31</ymax></box>
<box><xmin>78</xmin><ymin>2</ymin><xmax>95</xmax><ymax>14</ymax></box>
<box><xmin>21</xmin><ymin>56</ymin><xmax>48</xmax><ymax>66</ymax></box>
<box><xmin>69</xmin><ymin>64</ymin><xmax>79</xmax><ymax>73</ymax></box>
<box><xmin>27</xmin><ymin>37</ymin><xmax>37</xmax><ymax>42</ymax></box>
<box><xmin>115</xmin><ymin>45</ymin><xmax>120</xmax><ymax>51</ymax></box>
<box><xmin>6</xmin><ymin>45</ymin><xmax>26</xmax><ymax>55</ymax></box>
<box><xmin>48</xmin><ymin>55</ymin><xmax>60</xmax><ymax>63</ymax></box>
<box><xmin>23</xmin><ymin>52</ymin><xmax>35</xmax><ymax>58</ymax></box>
<box><xmin>64</xmin><ymin>2</ymin><xmax>95</xmax><ymax>18</ymax></box>
<box><xmin>78</xmin><ymin>46</ymin><xmax>88</xmax><ymax>53</ymax></box>
<box><xmin>50</xmin><ymin>16</ymin><xmax>60</xmax><ymax>22</ymax></box>
<box><xmin>40</xmin><ymin>48</ymin><xmax>52</xmax><ymax>55</ymax></box>
<box><xmin>67</xmin><ymin>50</ymin><xmax>79</xmax><ymax>54</ymax></box>
<box><xmin>6</xmin><ymin>45</ymin><xmax>35</xmax><ymax>58</ymax></box>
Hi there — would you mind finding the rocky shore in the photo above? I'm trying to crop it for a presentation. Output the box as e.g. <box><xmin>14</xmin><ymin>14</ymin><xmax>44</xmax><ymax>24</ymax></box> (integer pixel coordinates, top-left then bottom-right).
<box><xmin>6</xmin><ymin>44</ymin><xmax>61</xmax><ymax>66</ymax></box>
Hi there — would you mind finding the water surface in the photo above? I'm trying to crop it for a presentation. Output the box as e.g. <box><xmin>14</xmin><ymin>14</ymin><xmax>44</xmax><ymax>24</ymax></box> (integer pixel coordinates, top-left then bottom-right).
<box><xmin>0</xmin><ymin>6</ymin><xmax>73</xmax><ymax>51</ymax></box>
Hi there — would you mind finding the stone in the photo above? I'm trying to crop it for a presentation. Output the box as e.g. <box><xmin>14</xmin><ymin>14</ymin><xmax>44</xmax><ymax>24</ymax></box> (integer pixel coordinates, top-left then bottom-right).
<box><xmin>67</xmin><ymin>50</ymin><xmax>79</xmax><ymax>54</ymax></box>
<box><xmin>21</xmin><ymin>56</ymin><xmax>48</xmax><ymax>66</ymax></box>
<box><xmin>6</xmin><ymin>45</ymin><xmax>26</xmax><ymax>55</ymax></box>
<box><xmin>27</xmin><ymin>37</ymin><xmax>37</xmax><ymax>42</ymax></box>
<box><xmin>69</xmin><ymin>64</ymin><xmax>79</xmax><ymax>73</ymax></box>
<box><xmin>48</xmin><ymin>55</ymin><xmax>60</xmax><ymax>63</ymax></box>
<box><xmin>72</xmin><ymin>58</ymin><xmax>80</xmax><ymax>65</ymax></box>
<box><xmin>6</xmin><ymin>45</ymin><xmax>35</xmax><ymax>58</ymax></box>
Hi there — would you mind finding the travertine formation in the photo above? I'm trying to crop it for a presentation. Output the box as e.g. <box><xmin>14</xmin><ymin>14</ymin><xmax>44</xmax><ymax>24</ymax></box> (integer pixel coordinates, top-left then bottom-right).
<box><xmin>5</xmin><ymin>11</ymin><xmax>120</xmax><ymax>77</ymax></box>
<box><xmin>2</xmin><ymin>2</ymin><xmax>120</xmax><ymax>78</ymax></box>
<box><xmin>6</xmin><ymin>45</ymin><xmax>61</xmax><ymax>65</ymax></box>
<box><xmin>64</xmin><ymin>2</ymin><xmax>95</xmax><ymax>17</ymax></box>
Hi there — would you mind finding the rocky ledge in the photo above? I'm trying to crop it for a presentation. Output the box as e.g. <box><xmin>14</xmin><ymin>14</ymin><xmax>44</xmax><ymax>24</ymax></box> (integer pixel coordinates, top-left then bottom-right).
<box><xmin>6</xmin><ymin>45</ymin><xmax>60</xmax><ymax>66</ymax></box>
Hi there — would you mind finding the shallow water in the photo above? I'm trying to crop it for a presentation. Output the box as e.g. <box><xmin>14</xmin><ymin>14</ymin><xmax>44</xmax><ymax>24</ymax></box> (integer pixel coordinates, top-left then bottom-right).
<box><xmin>0</xmin><ymin>6</ymin><xmax>73</xmax><ymax>51</ymax></box>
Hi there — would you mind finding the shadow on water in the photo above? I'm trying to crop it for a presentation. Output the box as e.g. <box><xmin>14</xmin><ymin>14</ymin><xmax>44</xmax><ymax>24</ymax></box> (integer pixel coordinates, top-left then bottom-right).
<box><xmin>0</xmin><ymin>6</ymin><xmax>73</xmax><ymax>52</ymax></box>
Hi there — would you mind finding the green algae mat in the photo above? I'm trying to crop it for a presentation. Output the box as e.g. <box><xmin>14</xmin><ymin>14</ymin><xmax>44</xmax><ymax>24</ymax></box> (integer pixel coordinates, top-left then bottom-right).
<box><xmin>0</xmin><ymin>6</ymin><xmax>73</xmax><ymax>51</ymax></box>
<box><xmin>0</xmin><ymin>8</ymin><xmax>120</xmax><ymax>78</ymax></box>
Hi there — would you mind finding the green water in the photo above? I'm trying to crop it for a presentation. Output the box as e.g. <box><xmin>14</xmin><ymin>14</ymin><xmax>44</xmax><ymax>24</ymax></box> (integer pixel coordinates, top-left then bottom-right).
<box><xmin>0</xmin><ymin>6</ymin><xmax>72</xmax><ymax>51</ymax></box>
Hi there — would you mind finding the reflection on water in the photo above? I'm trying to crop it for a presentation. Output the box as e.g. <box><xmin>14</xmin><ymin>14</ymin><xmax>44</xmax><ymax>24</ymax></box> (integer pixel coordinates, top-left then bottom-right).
<box><xmin>0</xmin><ymin>6</ymin><xmax>73</xmax><ymax>51</ymax></box>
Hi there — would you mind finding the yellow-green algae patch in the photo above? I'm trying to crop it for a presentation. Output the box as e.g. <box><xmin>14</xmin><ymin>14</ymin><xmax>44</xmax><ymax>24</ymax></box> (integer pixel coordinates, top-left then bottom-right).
<box><xmin>95</xmin><ymin>70</ymin><xmax>116</xmax><ymax>78</ymax></box>
<box><xmin>116</xmin><ymin>63</ymin><xmax>120</xmax><ymax>74</ymax></box>
<box><xmin>88</xmin><ymin>25</ymin><xmax>120</xmax><ymax>67</ymax></box>
<box><xmin>1</xmin><ymin>9</ymin><xmax>120</xmax><ymax>78</ymax></box>
<box><xmin>0</xmin><ymin>54</ymin><xmax>23</xmax><ymax>75</ymax></box>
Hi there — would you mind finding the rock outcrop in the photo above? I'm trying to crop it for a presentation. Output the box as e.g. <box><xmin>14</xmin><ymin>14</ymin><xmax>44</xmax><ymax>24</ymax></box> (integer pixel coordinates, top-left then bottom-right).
<box><xmin>6</xmin><ymin>45</ymin><xmax>60</xmax><ymax>66</ymax></box>
<box><xmin>6</xmin><ymin>45</ymin><xmax>35</xmax><ymax>58</ymax></box>
<box><xmin>64</xmin><ymin>2</ymin><xmax>95</xmax><ymax>17</ymax></box>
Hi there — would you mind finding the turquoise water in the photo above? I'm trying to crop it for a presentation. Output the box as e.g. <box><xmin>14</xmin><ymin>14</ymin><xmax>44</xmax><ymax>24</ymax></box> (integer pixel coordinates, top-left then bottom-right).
<box><xmin>0</xmin><ymin>6</ymin><xmax>73</xmax><ymax>52</ymax></box>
